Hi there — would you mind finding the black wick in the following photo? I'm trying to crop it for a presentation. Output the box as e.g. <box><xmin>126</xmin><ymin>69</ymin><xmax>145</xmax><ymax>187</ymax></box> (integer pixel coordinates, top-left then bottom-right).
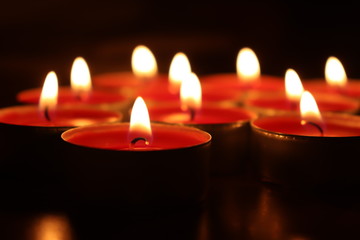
<box><xmin>130</xmin><ymin>137</ymin><xmax>149</xmax><ymax>147</ymax></box>
<box><xmin>189</xmin><ymin>108</ymin><xmax>196</xmax><ymax>121</ymax></box>
<box><xmin>301</xmin><ymin>120</ymin><xmax>324</xmax><ymax>136</ymax></box>
<box><xmin>44</xmin><ymin>106</ymin><xmax>51</xmax><ymax>121</ymax></box>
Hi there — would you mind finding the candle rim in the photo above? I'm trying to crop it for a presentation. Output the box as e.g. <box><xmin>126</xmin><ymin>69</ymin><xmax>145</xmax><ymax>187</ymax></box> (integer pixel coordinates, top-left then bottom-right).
<box><xmin>148</xmin><ymin>105</ymin><xmax>258</xmax><ymax>124</ymax></box>
<box><xmin>0</xmin><ymin>104</ymin><xmax>122</xmax><ymax>127</ymax></box>
<box><xmin>251</xmin><ymin>112</ymin><xmax>360</xmax><ymax>139</ymax></box>
<box><xmin>61</xmin><ymin>122</ymin><xmax>212</xmax><ymax>152</ymax></box>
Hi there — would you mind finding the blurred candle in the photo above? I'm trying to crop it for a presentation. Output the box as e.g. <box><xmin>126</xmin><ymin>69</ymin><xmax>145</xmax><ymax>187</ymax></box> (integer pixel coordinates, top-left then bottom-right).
<box><xmin>17</xmin><ymin>57</ymin><xmax>128</xmax><ymax>112</ymax></box>
<box><xmin>303</xmin><ymin>56</ymin><xmax>360</xmax><ymax>101</ymax></box>
<box><xmin>92</xmin><ymin>45</ymin><xmax>166</xmax><ymax>99</ymax></box>
<box><xmin>201</xmin><ymin>47</ymin><xmax>284</xmax><ymax>104</ymax></box>
<box><xmin>244</xmin><ymin>68</ymin><xmax>359</xmax><ymax>116</ymax></box>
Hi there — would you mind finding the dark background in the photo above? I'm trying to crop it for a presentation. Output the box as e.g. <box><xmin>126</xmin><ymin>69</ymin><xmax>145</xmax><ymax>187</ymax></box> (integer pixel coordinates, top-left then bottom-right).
<box><xmin>1</xmin><ymin>1</ymin><xmax>360</xmax><ymax>107</ymax></box>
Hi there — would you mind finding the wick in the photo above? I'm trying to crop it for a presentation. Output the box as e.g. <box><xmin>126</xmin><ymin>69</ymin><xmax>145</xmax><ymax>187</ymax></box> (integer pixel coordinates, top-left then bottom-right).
<box><xmin>44</xmin><ymin>107</ymin><xmax>51</xmax><ymax>121</ymax></box>
<box><xmin>189</xmin><ymin>108</ymin><xmax>196</xmax><ymax>121</ymax></box>
<box><xmin>130</xmin><ymin>137</ymin><xmax>149</xmax><ymax>147</ymax></box>
<box><xmin>301</xmin><ymin>120</ymin><xmax>324</xmax><ymax>136</ymax></box>
<box><xmin>75</xmin><ymin>94</ymin><xmax>82</xmax><ymax>101</ymax></box>
<box><xmin>289</xmin><ymin>101</ymin><xmax>298</xmax><ymax>111</ymax></box>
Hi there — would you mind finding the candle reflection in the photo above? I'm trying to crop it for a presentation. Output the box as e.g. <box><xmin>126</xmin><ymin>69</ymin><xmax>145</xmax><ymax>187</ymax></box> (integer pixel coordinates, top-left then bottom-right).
<box><xmin>249</xmin><ymin>188</ymin><xmax>285</xmax><ymax>240</ymax></box>
<box><xmin>32</xmin><ymin>215</ymin><xmax>72</xmax><ymax>240</ymax></box>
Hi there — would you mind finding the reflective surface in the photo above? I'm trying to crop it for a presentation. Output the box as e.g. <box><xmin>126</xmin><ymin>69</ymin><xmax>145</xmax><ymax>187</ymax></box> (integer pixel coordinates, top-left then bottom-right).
<box><xmin>1</xmin><ymin>176</ymin><xmax>360</xmax><ymax>240</ymax></box>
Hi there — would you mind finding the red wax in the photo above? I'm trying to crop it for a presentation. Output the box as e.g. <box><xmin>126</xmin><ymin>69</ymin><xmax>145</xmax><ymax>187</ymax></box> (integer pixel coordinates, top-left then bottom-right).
<box><xmin>244</xmin><ymin>92</ymin><xmax>359</xmax><ymax>114</ymax></box>
<box><xmin>16</xmin><ymin>87</ymin><xmax>127</xmax><ymax>105</ymax></box>
<box><xmin>148</xmin><ymin>105</ymin><xmax>257</xmax><ymax>124</ymax></box>
<box><xmin>303</xmin><ymin>78</ymin><xmax>360</xmax><ymax>99</ymax></box>
<box><xmin>0</xmin><ymin>105</ymin><xmax>121</xmax><ymax>127</ymax></box>
<box><xmin>201</xmin><ymin>73</ymin><xmax>284</xmax><ymax>92</ymax></box>
<box><xmin>61</xmin><ymin>122</ymin><xmax>211</xmax><ymax>151</ymax></box>
<box><xmin>252</xmin><ymin>113</ymin><xmax>360</xmax><ymax>137</ymax></box>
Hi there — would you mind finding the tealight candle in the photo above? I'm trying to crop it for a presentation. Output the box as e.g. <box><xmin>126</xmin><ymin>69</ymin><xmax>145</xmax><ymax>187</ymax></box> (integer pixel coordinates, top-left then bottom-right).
<box><xmin>201</xmin><ymin>47</ymin><xmax>284</xmax><ymax>104</ymax></box>
<box><xmin>92</xmin><ymin>45</ymin><xmax>167</xmax><ymax>100</ymax></box>
<box><xmin>148</xmin><ymin>72</ymin><xmax>258</xmax><ymax>176</ymax></box>
<box><xmin>16</xmin><ymin>57</ymin><xmax>130</xmax><ymax>113</ymax></box>
<box><xmin>0</xmin><ymin>71</ymin><xmax>122</xmax><ymax>197</ymax></box>
<box><xmin>303</xmin><ymin>56</ymin><xmax>360</xmax><ymax>101</ymax></box>
<box><xmin>251</xmin><ymin>90</ymin><xmax>360</xmax><ymax>191</ymax></box>
<box><xmin>138</xmin><ymin>52</ymin><xmax>241</xmax><ymax>107</ymax></box>
<box><xmin>244</xmin><ymin>68</ymin><xmax>359</xmax><ymax>116</ymax></box>
<box><xmin>60</xmin><ymin>97</ymin><xmax>212</xmax><ymax>209</ymax></box>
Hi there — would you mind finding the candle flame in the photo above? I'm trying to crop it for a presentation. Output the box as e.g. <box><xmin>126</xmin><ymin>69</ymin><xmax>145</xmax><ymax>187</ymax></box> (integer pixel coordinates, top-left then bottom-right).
<box><xmin>71</xmin><ymin>56</ymin><xmax>92</xmax><ymax>99</ymax></box>
<box><xmin>39</xmin><ymin>71</ymin><xmax>58</xmax><ymax>113</ymax></box>
<box><xmin>325</xmin><ymin>56</ymin><xmax>347</xmax><ymax>88</ymax></box>
<box><xmin>128</xmin><ymin>96</ymin><xmax>152</xmax><ymax>145</ymax></box>
<box><xmin>180</xmin><ymin>72</ymin><xmax>202</xmax><ymax>112</ymax></box>
<box><xmin>300</xmin><ymin>91</ymin><xmax>323</xmax><ymax>124</ymax></box>
<box><xmin>131</xmin><ymin>45</ymin><xmax>158</xmax><ymax>79</ymax></box>
<box><xmin>236</xmin><ymin>47</ymin><xmax>261</xmax><ymax>83</ymax></box>
<box><xmin>285</xmin><ymin>68</ymin><xmax>304</xmax><ymax>102</ymax></box>
<box><xmin>168</xmin><ymin>52</ymin><xmax>191</xmax><ymax>94</ymax></box>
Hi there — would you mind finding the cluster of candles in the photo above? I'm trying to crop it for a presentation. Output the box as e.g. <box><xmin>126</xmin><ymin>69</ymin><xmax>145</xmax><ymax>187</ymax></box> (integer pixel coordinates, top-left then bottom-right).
<box><xmin>2</xmin><ymin>45</ymin><xmax>360</xmax><ymax>208</ymax></box>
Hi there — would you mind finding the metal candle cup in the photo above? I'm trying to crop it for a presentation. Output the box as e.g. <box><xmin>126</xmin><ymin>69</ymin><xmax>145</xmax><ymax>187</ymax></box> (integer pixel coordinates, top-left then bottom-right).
<box><xmin>0</xmin><ymin>104</ymin><xmax>122</xmax><ymax>199</ymax></box>
<box><xmin>250</xmin><ymin>113</ymin><xmax>360</xmax><ymax>191</ymax></box>
<box><xmin>149</xmin><ymin>105</ymin><xmax>258</xmax><ymax>176</ymax></box>
<box><xmin>60</xmin><ymin>122</ymin><xmax>212</xmax><ymax>209</ymax></box>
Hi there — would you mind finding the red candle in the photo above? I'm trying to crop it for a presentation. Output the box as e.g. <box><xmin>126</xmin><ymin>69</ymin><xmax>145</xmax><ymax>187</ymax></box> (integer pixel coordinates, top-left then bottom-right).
<box><xmin>60</xmin><ymin>97</ymin><xmax>211</xmax><ymax>209</ymax></box>
<box><xmin>137</xmin><ymin>52</ymin><xmax>242</xmax><ymax>106</ymax></box>
<box><xmin>0</xmin><ymin>71</ymin><xmax>122</xmax><ymax>198</ymax></box>
<box><xmin>244</xmin><ymin>69</ymin><xmax>359</xmax><ymax>116</ymax></box>
<box><xmin>147</xmin><ymin>72</ymin><xmax>258</xmax><ymax>176</ymax></box>
<box><xmin>200</xmin><ymin>47</ymin><xmax>284</xmax><ymax>103</ymax></box>
<box><xmin>251</xmin><ymin>91</ymin><xmax>360</xmax><ymax>191</ymax></box>
<box><xmin>303</xmin><ymin>56</ymin><xmax>360</xmax><ymax>100</ymax></box>
<box><xmin>92</xmin><ymin>45</ymin><xmax>165</xmax><ymax>99</ymax></box>
<box><xmin>17</xmin><ymin>57</ymin><xmax>129</xmax><ymax>111</ymax></box>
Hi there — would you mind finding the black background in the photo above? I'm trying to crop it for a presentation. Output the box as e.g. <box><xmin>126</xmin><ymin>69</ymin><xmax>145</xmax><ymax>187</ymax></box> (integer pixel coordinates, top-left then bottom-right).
<box><xmin>1</xmin><ymin>2</ymin><xmax>360</xmax><ymax>106</ymax></box>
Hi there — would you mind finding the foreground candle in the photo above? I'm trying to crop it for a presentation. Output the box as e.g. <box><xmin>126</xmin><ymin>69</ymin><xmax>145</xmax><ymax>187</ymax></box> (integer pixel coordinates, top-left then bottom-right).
<box><xmin>60</xmin><ymin>97</ymin><xmax>211</xmax><ymax>209</ymax></box>
<box><xmin>148</xmin><ymin>72</ymin><xmax>258</xmax><ymax>176</ymax></box>
<box><xmin>250</xmin><ymin>91</ymin><xmax>360</xmax><ymax>191</ymax></box>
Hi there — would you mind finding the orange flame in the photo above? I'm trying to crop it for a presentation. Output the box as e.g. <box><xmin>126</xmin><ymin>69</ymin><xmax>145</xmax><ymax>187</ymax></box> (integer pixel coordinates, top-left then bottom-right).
<box><xmin>131</xmin><ymin>45</ymin><xmax>158</xmax><ymax>79</ymax></box>
<box><xmin>128</xmin><ymin>96</ymin><xmax>152</xmax><ymax>145</ymax></box>
<box><xmin>236</xmin><ymin>47</ymin><xmax>261</xmax><ymax>83</ymax></box>
<box><xmin>168</xmin><ymin>52</ymin><xmax>191</xmax><ymax>94</ymax></box>
<box><xmin>325</xmin><ymin>56</ymin><xmax>347</xmax><ymax>88</ymax></box>
<box><xmin>71</xmin><ymin>56</ymin><xmax>92</xmax><ymax>99</ymax></box>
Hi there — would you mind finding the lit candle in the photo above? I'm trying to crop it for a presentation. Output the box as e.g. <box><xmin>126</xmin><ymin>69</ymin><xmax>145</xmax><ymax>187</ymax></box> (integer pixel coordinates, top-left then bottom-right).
<box><xmin>244</xmin><ymin>68</ymin><xmax>359</xmax><ymax>116</ymax></box>
<box><xmin>92</xmin><ymin>45</ymin><xmax>166</xmax><ymax>99</ymax></box>
<box><xmin>18</xmin><ymin>57</ymin><xmax>127</xmax><ymax>106</ymax></box>
<box><xmin>0</xmin><ymin>71</ymin><xmax>122</xmax><ymax>195</ymax></box>
<box><xmin>60</xmin><ymin>96</ymin><xmax>212</xmax><ymax>208</ymax></box>
<box><xmin>148</xmin><ymin>72</ymin><xmax>258</xmax><ymax>176</ymax></box>
<box><xmin>303</xmin><ymin>56</ymin><xmax>360</xmax><ymax>101</ymax></box>
<box><xmin>251</xmin><ymin>90</ymin><xmax>360</xmax><ymax>190</ymax></box>
<box><xmin>201</xmin><ymin>47</ymin><xmax>284</xmax><ymax>104</ymax></box>
<box><xmin>137</xmin><ymin>52</ymin><xmax>241</xmax><ymax>106</ymax></box>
